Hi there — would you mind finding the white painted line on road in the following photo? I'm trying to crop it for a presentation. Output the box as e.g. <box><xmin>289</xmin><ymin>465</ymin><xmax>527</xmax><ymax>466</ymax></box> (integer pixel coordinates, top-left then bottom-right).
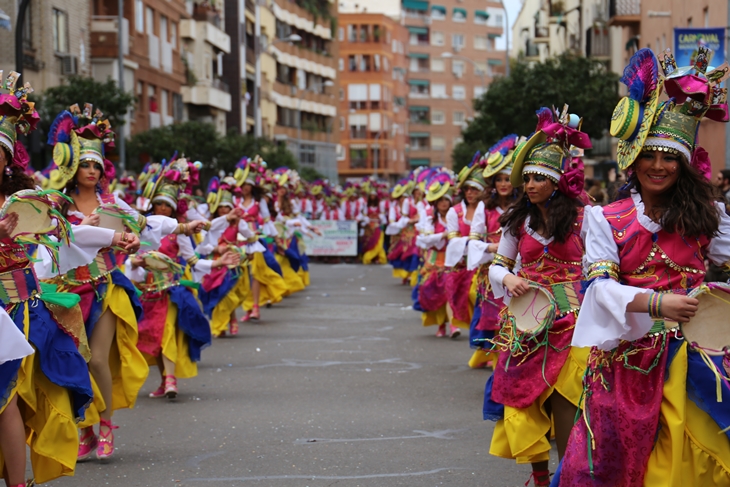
<box><xmin>187</xmin><ymin>467</ymin><xmax>463</xmax><ymax>482</ymax></box>
<box><xmin>293</xmin><ymin>429</ymin><xmax>466</xmax><ymax>445</ymax></box>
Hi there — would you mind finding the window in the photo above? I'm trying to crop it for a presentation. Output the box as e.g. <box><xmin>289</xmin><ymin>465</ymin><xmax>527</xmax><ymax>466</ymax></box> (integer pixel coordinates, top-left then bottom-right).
<box><xmin>374</xmin><ymin>54</ymin><xmax>381</xmax><ymax>71</ymax></box>
<box><xmin>347</xmin><ymin>25</ymin><xmax>356</xmax><ymax>42</ymax></box>
<box><xmin>339</xmin><ymin>116</ymin><xmax>345</xmax><ymax>131</ymax></box>
<box><xmin>350</xmin><ymin>147</ymin><xmax>368</xmax><ymax>168</ymax></box>
<box><xmin>301</xmin><ymin>144</ymin><xmax>316</xmax><ymax>166</ymax></box>
<box><xmin>452</xmin><ymin>61</ymin><xmax>465</xmax><ymax>77</ymax></box>
<box><xmin>453</xmin><ymin>111</ymin><xmax>465</xmax><ymax>125</ymax></box>
<box><xmin>383</xmin><ymin>57</ymin><xmax>389</xmax><ymax>72</ymax></box>
<box><xmin>161</xmin><ymin>89</ymin><xmax>169</xmax><ymax>115</ymax></box>
<box><xmin>135</xmin><ymin>0</ymin><xmax>144</xmax><ymax>32</ymax></box>
<box><xmin>475</xmin><ymin>62</ymin><xmax>487</xmax><ymax>75</ymax></box>
<box><xmin>431</xmin><ymin>7</ymin><xmax>445</xmax><ymax>20</ymax></box>
<box><xmin>146</xmin><ymin>7</ymin><xmax>154</xmax><ymax>35</ymax></box>
<box><xmin>171</xmin><ymin>22</ymin><xmax>177</xmax><ymax>49</ymax></box>
<box><xmin>373</xmin><ymin>25</ymin><xmax>382</xmax><ymax>42</ymax></box>
<box><xmin>409</xmin><ymin>134</ymin><xmax>429</xmax><ymax>150</ymax></box>
<box><xmin>409</xmin><ymin>82</ymin><xmax>429</xmax><ymax>97</ymax></box>
<box><xmin>431</xmin><ymin>83</ymin><xmax>446</xmax><ymax>98</ymax></box>
<box><xmin>348</xmin><ymin>84</ymin><xmax>368</xmax><ymax>109</ymax></box>
<box><xmin>431</xmin><ymin>58</ymin><xmax>445</xmax><ymax>72</ymax></box>
<box><xmin>453</xmin><ymin>85</ymin><xmax>465</xmax><ymax>99</ymax></box>
<box><xmin>339</xmin><ymin>88</ymin><xmax>344</xmax><ymax>100</ymax></box>
<box><xmin>360</xmin><ymin>55</ymin><xmax>371</xmax><ymax>71</ymax></box>
<box><xmin>21</xmin><ymin>3</ymin><xmax>32</xmax><ymax>50</ymax></box>
<box><xmin>704</xmin><ymin>7</ymin><xmax>709</xmax><ymax>27</ymax></box>
<box><xmin>360</xmin><ymin>25</ymin><xmax>368</xmax><ymax>42</ymax></box>
<box><xmin>349</xmin><ymin>114</ymin><xmax>368</xmax><ymax>139</ymax></box>
<box><xmin>474</xmin><ymin>35</ymin><xmax>487</xmax><ymax>50</ymax></box>
<box><xmin>452</xmin><ymin>34</ymin><xmax>465</xmax><ymax>49</ymax></box>
<box><xmin>409</xmin><ymin>107</ymin><xmax>429</xmax><ymax>124</ymax></box>
<box><xmin>431</xmin><ymin>110</ymin><xmax>445</xmax><ymax>124</ymax></box>
<box><xmin>339</xmin><ymin>58</ymin><xmax>344</xmax><ymax>71</ymax></box>
<box><xmin>348</xmin><ymin>55</ymin><xmax>357</xmax><ymax>71</ymax></box>
<box><xmin>148</xmin><ymin>84</ymin><xmax>157</xmax><ymax>112</ymax></box>
<box><xmin>453</xmin><ymin>9</ymin><xmax>466</xmax><ymax>22</ymax></box>
<box><xmin>432</xmin><ymin>32</ymin><xmax>444</xmax><ymax>46</ymax></box>
<box><xmin>475</xmin><ymin>13</ymin><xmax>488</xmax><ymax>25</ymax></box>
<box><xmin>474</xmin><ymin>86</ymin><xmax>486</xmax><ymax>98</ymax></box>
<box><xmin>52</xmin><ymin>9</ymin><xmax>69</xmax><ymax>53</ymax></box>
<box><xmin>338</xmin><ymin>27</ymin><xmax>344</xmax><ymax>41</ymax></box>
<box><xmin>432</xmin><ymin>136</ymin><xmax>445</xmax><ymax>150</ymax></box>
<box><xmin>495</xmin><ymin>14</ymin><xmax>503</xmax><ymax>24</ymax></box>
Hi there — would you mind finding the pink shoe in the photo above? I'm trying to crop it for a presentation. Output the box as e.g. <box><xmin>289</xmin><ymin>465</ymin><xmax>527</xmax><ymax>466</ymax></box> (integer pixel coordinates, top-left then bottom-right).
<box><xmin>229</xmin><ymin>321</ymin><xmax>239</xmax><ymax>335</ymax></box>
<box><xmin>250</xmin><ymin>305</ymin><xmax>260</xmax><ymax>320</ymax></box>
<box><xmin>164</xmin><ymin>375</ymin><xmax>178</xmax><ymax>399</ymax></box>
<box><xmin>96</xmin><ymin>419</ymin><xmax>118</xmax><ymax>461</ymax></box>
<box><xmin>435</xmin><ymin>324</ymin><xmax>446</xmax><ymax>337</ymax></box>
<box><xmin>449</xmin><ymin>325</ymin><xmax>461</xmax><ymax>339</ymax></box>
<box><xmin>239</xmin><ymin>312</ymin><xmax>251</xmax><ymax>323</ymax></box>
<box><xmin>149</xmin><ymin>376</ymin><xmax>166</xmax><ymax>398</ymax></box>
<box><xmin>77</xmin><ymin>426</ymin><xmax>97</xmax><ymax>461</ymax></box>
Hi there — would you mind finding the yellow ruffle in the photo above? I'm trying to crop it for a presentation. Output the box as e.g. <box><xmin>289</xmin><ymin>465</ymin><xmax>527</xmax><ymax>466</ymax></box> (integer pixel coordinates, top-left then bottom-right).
<box><xmin>297</xmin><ymin>267</ymin><xmax>311</xmax><ymax>287</ymax></box>
<box><xmin>81</xmin><ymin>281</ymin><xmax>149</xmax><ymax>427</ymax></box>
<box><xmin>422</xmin><ymin>306</ymin><xmax>448</xmax><ymax>327</ymax></box>
<box><xmin>468</xmin><ymin>349</ymin><xmax>499</xmax><ymax>369</ymax></box>
<box><xmin>143</xmin><ymin>299</ymin><xmax>197</xmax><ymax>379</ymax></box>
<box><xmin>644</xmin><ymin>342</ymin><xmax>730</xmax><ymax>486</ymax></box>
<box><xmin>452</xmin><ymin>272</ymin><xmax>479</xmax><ymax>329</ymax></box>
<box><xmin>489</xmin><ymin>346</ymin><xmax>589</xmax><ymax>464</ymax></box>
<box><xmin>210</xmin><ymin>272</ymin><xmax>249</xmax><ymax>337</ymax></box>
<box><xmin>362</xmin><ymin>232</ymin><xmax>387</xmax><ymax>265</ymax></box>
<box><xmin>392</xmin><ymin>268</ymin><xmax>410</xmax><ymax>279</ymax></box>
<box><xmin>276</xmin><ymin>254</ymin><xmax>305</xmax><ymax>296</ymax></box>
<box><xmin>244</xmin><ymin>252</ymin><xmax>287</xmax><ymax>311</ymax></box>
<box><xmin>0</xmin><ymin>306</ymin><xmax>80</xmax><ymax>483</ymax></box>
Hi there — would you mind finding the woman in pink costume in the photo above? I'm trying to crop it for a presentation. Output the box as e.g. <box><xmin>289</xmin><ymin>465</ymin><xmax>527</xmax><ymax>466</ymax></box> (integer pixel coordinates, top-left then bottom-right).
<box><xmin>486</xmin><ymin>107</ymin><xmax>592</xmax><ymax>487</ymax></box>
<box><xmin>557</xmin><ymin>48</ymin><xmax>730</xmax><ymax>487</ymax></box>
<box><xmin>415</xmin><ymin>169</ymin><xmax>456</xmax><ymax>336</ymax></box>
<box><xmin>386</xmin><ymin>177</ymin><xmax>419</xmax><ymax>284</ymax></box>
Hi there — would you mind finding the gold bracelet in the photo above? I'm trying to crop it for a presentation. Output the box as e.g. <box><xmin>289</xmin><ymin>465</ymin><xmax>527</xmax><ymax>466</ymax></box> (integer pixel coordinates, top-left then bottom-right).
<box><xmin>177</xmin><ymin>223</ymin><xmax>186</xmax><ymax>234</ymax></box>
<box><xmin>203</xmin><ymin>221</ymin><xmax>212</xmax><ymax>231</ymax></box>
<box><xmin>446</xmin><ymin>231</ymin><xmax>460</xmax><ymax>240</ymax></box>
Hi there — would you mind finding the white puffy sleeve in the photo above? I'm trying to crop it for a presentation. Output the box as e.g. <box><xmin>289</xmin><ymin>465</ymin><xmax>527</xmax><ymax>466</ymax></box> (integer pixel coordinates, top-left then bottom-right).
<box><xmin>34</xmin><ymin>225</ymin><xmax>117</xmax><ymax>278</ymax></box>
<box><xmin>445</xmin><ymin>206</ymin><xmax>468</xmax><ymax>267</ymax></box>
<box><xmin>0</xmin><ymin>307</ymin><xmax>34</xmax><ymax>365</ymax></box>
<box><xmin>466</xmin><ymin>202</ymin><xmax>493</xmax><ymax>271</ymax></box>
<box><xmin>572</xmin><ymin>205</ymin><xmax>653</xmax><ymax>350</ymax></box>
<box><xmin>259</xmin><ymin>200</ymin><xmax>278</xmax><ymax>237</ymax></box>
<box><xmin>123</xmin><ymin>257</ymin><xmax>147</xmax><ymax>282</ymax></box>
<box><xmin>238</xmin><ymin>220</ymin><xmax>266</xmax><ymax>253</ymax></box>
<box><xmin>197</xmin><ymin>215</ymin><xmax>229</xmax><ymax>256</ymax></box>
<box><xmin>115</xmin><ymin>195</ymin><xmax>177</xmax><ymax>250</ymax></box>
<box><xmin>488</xmin><ymin>223</ymin><xmax>519</xmax><ymax>300</ymax></box>
<box><xmin>178</xmin><ymin>234</ymin><xmax>214</xmax><ymax>281</ymax></box>
<box><xmin>707</xmin><ymin>201</ymin><xmax>730</xmax><ymax>266</ymax></box>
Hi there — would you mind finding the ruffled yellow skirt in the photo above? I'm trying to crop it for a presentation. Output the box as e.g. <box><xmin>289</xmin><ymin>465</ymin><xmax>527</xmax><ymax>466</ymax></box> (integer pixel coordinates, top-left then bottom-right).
<box><xmin>643</xmin><ymin>343</ymin><xmax>730</xmax><ymax>486</ymax></box>
<box><xmin>210</xmin><ymin>272</ymin><xmax>250</xmax><ymax>337</ymax></box>
<box><xmin>298</xmin><ymin>267</ymin><xmax>310</xmax><ymax>287</ymax></box>
<box><xmin>363</xmin><ymin>232</ymin><xmax>387</xmax><ymax>265</ymax></box>
<box><xmin>80</xmin><ymin>281</ymin><xmax>148</xmax><ymax>427</ymax></box>
<box><xmin>489</xmin><ymin>346</ymin><xmax>590</xmax><ymax>463</ymax></box>
<box><xmin>144</xmin><ymin>301</ymin><xmax>197</xmax><ymax>379</ymax></box>
<box><xmin>0</xmin><ymin>305</ymin><xmax>80</xmax><ymax>484</ymax></box>
<box><xmin>276</xmin><ymin>254</ymin><xmax>305</xmax><ymax>296</ymax></box>
<box><xmin>244</xmin><ymin>252</ymin><xmax>287</xmax><ymax>311</ymax></box>
<box><xmin>422</xmin><ymin>305</ymin><xmax>449</xmax><ymax>327</ymax></box>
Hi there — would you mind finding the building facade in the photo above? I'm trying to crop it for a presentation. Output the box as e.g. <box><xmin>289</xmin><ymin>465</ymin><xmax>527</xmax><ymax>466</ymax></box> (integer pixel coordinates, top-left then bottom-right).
<box><xmin>402</xmin><ymin>0</ymin><xmax>506</xmax><ymax>169</ymax></box>
<box><xmin>337</xmin><ymin>12</ymin><xmax>409</xmax><ymax>181</ymax></box>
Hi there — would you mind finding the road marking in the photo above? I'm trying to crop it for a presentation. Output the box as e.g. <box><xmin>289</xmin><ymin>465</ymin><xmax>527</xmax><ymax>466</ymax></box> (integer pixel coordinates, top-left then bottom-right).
<box><xmin>186</xmin><ymin>451</ymin><xmax>225</xmax><ymax>468</ymax></box>
<box><xmin>252</xmin><ymin>358</ymin><xmax>421</xmax><ymax>370</ymax></box>
<box><xmin>293</xmin><ymin>429</ymin><xmax>465</xmax><ymax>445</ymax></box>
<box><xmin>187</xmin><ymin>467</ymin><xmax>462</xmax><ymax>482</ymax></box>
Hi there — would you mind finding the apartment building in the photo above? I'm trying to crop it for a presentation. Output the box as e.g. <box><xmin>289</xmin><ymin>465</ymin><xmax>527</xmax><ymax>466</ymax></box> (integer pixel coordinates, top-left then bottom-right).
<box><xmin>0</xmin><ymin>0</ymin><xmax>91</xmax><ymax>91</ymax></box>
<box><xmin>337</xmin><ymin>12</ymin><xmax>409</xmax><ymax>181</ymax></box>
<box><xmin>403</xmin><ymin>0</ymin><xmax>506</xmax><ymax>169</ymax></box>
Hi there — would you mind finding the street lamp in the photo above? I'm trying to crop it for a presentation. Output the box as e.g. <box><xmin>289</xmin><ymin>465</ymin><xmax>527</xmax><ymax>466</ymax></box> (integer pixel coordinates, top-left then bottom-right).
<box><xmin>252</xmin><ymin>2</ymin><xmax>302</xmax><ymax>139</ymax></box>
<box><xmin>440</xmin><ymin>52</ymin><xmax>487</xmax><ymax>90</ymax></box>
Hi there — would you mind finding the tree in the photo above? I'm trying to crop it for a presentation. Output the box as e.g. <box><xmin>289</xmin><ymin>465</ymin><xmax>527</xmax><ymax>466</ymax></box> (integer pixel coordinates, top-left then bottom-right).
<box><xmin>452</xmin><ymin>54</ymin><xmax>620</xmax><ymax>172</ymax></box>
<box><xmin>127</xmin><ymin>122</ymin><xmax>299</xmax><ymax>184</ymax></box>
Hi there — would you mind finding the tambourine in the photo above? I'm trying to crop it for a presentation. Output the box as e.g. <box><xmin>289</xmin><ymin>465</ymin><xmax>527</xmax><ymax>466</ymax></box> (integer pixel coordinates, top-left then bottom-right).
<box><xmin>0</xmin><ymin>189</ymin><xmax>59</xmax><ymax>238</ymax></box>
<box><xmin>93</xmin><ymin>203</ymin><xmax>140</xmax><ymax>234</ymax></box>
<box><xmin>141</xmin><ymin>250</ymin><xmax>183</xmax><ymax>274</ymax></box>
<box><xmin>681</xmin><ymin>283</ymin><xmax>730</xmax><ymax>356</ymax></box>
<box><xmin>508</xmin><ymin>282</ymin><xmax>557</xmax><ymax>336</ymax></box>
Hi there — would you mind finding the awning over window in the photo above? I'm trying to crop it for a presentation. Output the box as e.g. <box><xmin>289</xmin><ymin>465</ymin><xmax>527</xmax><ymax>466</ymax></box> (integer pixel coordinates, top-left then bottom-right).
<box><xmin>407</xmin><ymin>26</ymin><xmax>428</xmax><ymax>34</ymax></box>
<box><xmin>453</xmin><ymin>7</ymin><xmax>467</xmax><ymax>17</ymax></box>
<box><xmin>408</xmin><ymin>52</ymin><xmax>429</xmax><ymax>58</ymax></box>
<box><xmin>409</xmin><ymin>106</ymin><xmax>429</xmax><ymax>112</ymax></box>
<box><xmin>431</xmin><ymin>5</ymin><xmax>446</xmax><ymax>13</ymax></box>
<box><xmin>488</xmin><ymin>32</ymin><xmax>500</xmax><ymax>39</ymax></box>
<box><xmin>475</xmin><ymin>10</ymin><xmax>489</xmax><ymax>19</ymax></box>
<box><xmin>403</xmin><ymin>0</ymin><xmax>428</xmax><ymax>11</ymax></box>
<box><xmin>409</xmin><ymin>132</ymin><xmax>430</xmax><ymax>138</ymax></box>
<box><xmin>488</xmin><ymin>58</ymin><xmax>503</xmax><ymax>65</ymax></box>
<box><xmin>408</xmin><ymin>79</ymin><xmax>430</xmax><ymax>86</ymax></box>
<box><xmin>409</xmin><ymin>158</ymin><xmax>430</xmax><ymax>166</ymax></box>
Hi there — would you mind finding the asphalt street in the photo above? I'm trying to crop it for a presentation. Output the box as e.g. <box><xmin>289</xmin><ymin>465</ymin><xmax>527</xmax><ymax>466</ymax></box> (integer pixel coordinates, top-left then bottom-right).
<box><xmin>48</xmin><ymin>263</ymin><xmax>559</xmax><ymax>487</ymax></box>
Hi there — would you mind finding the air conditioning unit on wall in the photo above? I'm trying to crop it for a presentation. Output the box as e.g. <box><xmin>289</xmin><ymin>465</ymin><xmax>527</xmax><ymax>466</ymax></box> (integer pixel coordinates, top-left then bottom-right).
<box><xmin>61</xmin><ymin>54</ymin><xmax>78</xmax><ymax>75</ymax></box>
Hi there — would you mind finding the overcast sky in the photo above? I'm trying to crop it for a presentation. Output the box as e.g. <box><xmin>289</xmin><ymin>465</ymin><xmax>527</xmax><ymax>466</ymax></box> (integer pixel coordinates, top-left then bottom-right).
<box><xmin>494</xmin><ymin>0</ymin><xmax>521</xmax><ymax>51</ymax></box>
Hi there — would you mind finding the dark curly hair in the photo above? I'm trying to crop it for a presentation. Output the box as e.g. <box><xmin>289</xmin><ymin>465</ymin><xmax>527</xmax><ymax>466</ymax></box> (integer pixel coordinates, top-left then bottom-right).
<box><xmin>623</xmin><ymin>154</ymin><xmax>722</xmax><ymax>238</ymax></box>
<box><xmin>0</xmin><ymin>163</ymin><xmax>35</xmax><ymax>198</ymax></box>
<box><xmin>500</xmin><ymin>189</ymin><xmax>582</xmax><ymax>243</ymax></box>
<box><xmin>485</xmin><ymin>175</ymin><xmax>522</xmax><ymax>211</ymax></box>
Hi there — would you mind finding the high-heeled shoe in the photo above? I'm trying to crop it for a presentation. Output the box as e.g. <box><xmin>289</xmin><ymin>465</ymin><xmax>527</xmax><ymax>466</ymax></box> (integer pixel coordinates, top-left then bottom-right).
<box><xmin>164</xmin><ymin>375</ymin><xmax>178</xmax><ymax>399</ymax></box>
<box><xmin>77</xmin><ymin>426</ymin><xmax>97</xmax><ymax>461</ymax></box>
<box><xmin>149</xmin><ymin>375</ymin><xmax>166</xmax><ymax>398</ymax></box>
<box><xmin>250</xmin><ymin>305</ymin><xmax>260</xmax><ymax>320</ymax></box>
<box><xmin>229</xmin><ymin>320</ymin><xmax>239</xmax><ymax>335</ymax></box>
<box><xmin>96</xmin><ymin>418</ymin><xmax>118</xmax><ymax>460</ymax></box>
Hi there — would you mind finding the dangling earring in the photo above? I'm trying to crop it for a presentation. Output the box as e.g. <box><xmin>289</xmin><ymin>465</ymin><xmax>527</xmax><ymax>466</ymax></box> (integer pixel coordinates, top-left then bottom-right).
<box><xmin>95</xmin><ymin>182</ymin><xmax>102</xmax><ymax>193</ymax></box>
<box><xmin>4</xmin><ymin>165</ymin><xmax>12</xmax><ymax>178</ymax></box>
<box><xmin>75</xmin><ymin>185</ymin><xmax>80</xmax><ymax>195</ymax></box>
<box><xmin>545</xmin><ymin>190</ymin><xmax>557</xmax><ymax>208</ymax></box>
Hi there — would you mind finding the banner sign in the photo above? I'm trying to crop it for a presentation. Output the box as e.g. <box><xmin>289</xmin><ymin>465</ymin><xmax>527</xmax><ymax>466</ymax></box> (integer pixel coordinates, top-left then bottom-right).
<box><xmin>674</xmin><ymin>28</ymin><xmax>726</xmax><ymax>68</ymax></box>
<box><xmin>303</xmin><ymin>220</ymin><xmax>358</xmax><ymax>256</ymax></box>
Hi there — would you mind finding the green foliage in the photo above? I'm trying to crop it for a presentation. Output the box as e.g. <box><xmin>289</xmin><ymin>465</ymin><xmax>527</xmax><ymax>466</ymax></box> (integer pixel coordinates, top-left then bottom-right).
<box><xmin>295</xmin><ymin>0</ymin><xmax>332</xmax><ymax>21</ymax></box>
<box><xmin>37</xmin><ymin>76</ymin><xmax>136</xmax><ymax>133</ymax></box>
<box><xmin>299</xmin><ymin>166</ymin><xmax>325</xmax><ymax>182</ymax></box>
<box><xmin>452</xmin><ymin>54</ymin><xmax>620</xmax><ymax>172</ymax></box>
<box><xmin>127</xmin><ymin>122</ymin><xmax>298</xmax><ymax>184</ymax></box>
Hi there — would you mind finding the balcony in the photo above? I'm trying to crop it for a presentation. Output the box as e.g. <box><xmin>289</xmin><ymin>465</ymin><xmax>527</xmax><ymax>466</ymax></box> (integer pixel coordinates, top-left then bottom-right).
<box><xmin>149</xmin><ymin>112</ymin><xmax>161</xmax><ymax>129</ymax></box>
<box><xmin>180</xmin><ymin>19</ymin><xmax>230</xmax><ymax>53</ymax></box>
<box><xmin>534</xmin><ymin>26</ymin><xmax>550</xmax><ymax>44</ymax></box>
<box><xmin>192</xmin><ymin>3</ymin><xmax>222</xmax><ymax>29</ymax></box>
<box><xmin>90</xmin><ymin>16</ymin><xmax>130</xmax><ymax>58</ymax></box>
<box><xmin>149</xmin><ymin>34</ymin><xmax>160</xmax><ymax>68</ymax></box>
<box><xmin>609</xmin><ymin>0</ymin><xmax>640</xmax><ymax>26</ymax></box>
<box><xmin>586</xmin><ymin>26</ymin><xmax>610</xmax><ymax>59</ymax></box>
<box><xmin>161</xmin><ymin>40</ymin><xmax>173</xmax><ymax>73</ymax></box>
<box><xmin>182</xmin><ymin>79</ymin><xmax>232</xmax><ymax>111</ymax></box>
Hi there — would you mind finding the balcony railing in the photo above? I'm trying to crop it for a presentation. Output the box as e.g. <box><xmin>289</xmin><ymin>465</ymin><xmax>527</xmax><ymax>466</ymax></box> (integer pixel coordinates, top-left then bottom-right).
<box><xmin>586</xmin><ymin>26</ymin><xmax>610</xmax><ymax>58</ymax></box>
<box><xmin>212</xmin><ymin>78</ymin><xmax>230</xmax><ymax>93</ymax></box>
<box><xmin>609</xmin><ymin>0</ymin><xmax>640</xmax><ymax>18</ymax></box>
<box><xmin>192</xmin><ymin>3</ymin><xmax>222</xmax><ymax>29</ymax></box>
<box><xmin>350</xmin><ymin>158</ymin><xmax>368</xmax><ymax>169</ymax></box>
